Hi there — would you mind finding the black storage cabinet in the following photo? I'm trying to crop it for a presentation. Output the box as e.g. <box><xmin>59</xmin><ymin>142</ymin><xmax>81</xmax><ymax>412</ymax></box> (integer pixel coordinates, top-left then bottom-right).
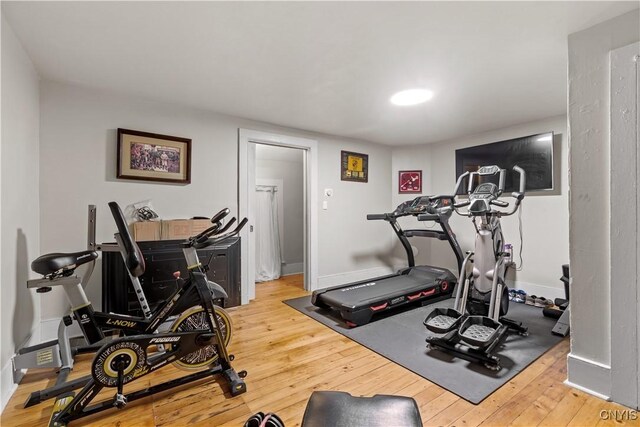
<box><xmin>102</xmin><ymin>237</ymin><xmax>240</xmax><ymax>316</ymax></box>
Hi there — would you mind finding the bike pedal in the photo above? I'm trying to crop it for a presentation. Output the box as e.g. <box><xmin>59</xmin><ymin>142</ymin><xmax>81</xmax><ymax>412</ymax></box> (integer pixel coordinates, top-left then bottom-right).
<box><xmin>48</xmin><ymin>393</ymin><xmax>75</xmax><ymax>427</ymax></box>
<box><xmin>114</xmin><ymin>393</ymin><xmax>128</xmax><ymax>409</ymax></box>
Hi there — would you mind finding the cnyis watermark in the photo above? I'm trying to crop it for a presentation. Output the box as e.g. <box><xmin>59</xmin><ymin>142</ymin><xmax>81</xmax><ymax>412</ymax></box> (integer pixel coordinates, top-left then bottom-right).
<box><xmin>599</xmin><ymin>409</ymin><xmax>638</xmax><ymax>421</ymax></box>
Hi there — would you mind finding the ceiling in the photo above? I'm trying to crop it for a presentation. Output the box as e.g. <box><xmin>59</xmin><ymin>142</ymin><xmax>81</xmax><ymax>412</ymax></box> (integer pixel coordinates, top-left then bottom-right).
<box><xmin>3</xmin><ymin>2</ymin><xmax>638</xmax><ymax>146</ymax></box>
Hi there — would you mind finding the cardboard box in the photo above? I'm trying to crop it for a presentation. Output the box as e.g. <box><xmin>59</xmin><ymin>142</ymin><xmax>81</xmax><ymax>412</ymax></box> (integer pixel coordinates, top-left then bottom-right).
<box><xmin>129</xmin><ymin>221</ymin><xmax>161</xmax><ymax>241</ymax></box>
<box><xmin>161</xmin><ymin>219</ymin><xmax>212</xmax><ymax>240</ymax></box>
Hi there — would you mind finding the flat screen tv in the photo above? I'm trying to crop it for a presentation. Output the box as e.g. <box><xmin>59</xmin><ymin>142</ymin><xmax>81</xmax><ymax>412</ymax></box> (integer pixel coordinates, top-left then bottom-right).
<box><xmin>455</xmin><ymin>132</ymin><xmax>554</xmax><ymax>194</ymax></box>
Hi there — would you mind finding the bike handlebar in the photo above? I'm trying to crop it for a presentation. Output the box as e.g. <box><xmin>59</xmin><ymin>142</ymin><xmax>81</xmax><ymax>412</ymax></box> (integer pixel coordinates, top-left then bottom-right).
<box><xmin>194</xmin><ymin>217</ymin><xmax>237</xmax><ymax>245</ymax></box>
<box><xmin>191</xmin><ymin>217</ymin><xmax>248</xmax><ymax>249</ymax></box>
<box><xmin>193</xmin><ymin>208</ymin><xmax>231</xmax><ymax>241</ymax></box>
<box><xmin>217</xmin><ymin>217</ymin><xmax>236</xmax><ymax>234</ymax></box>
<box><xmin>210</xmin><ymin>208</ymin><xmax>230</xmax><ymax>224</ymax></box>
<box><xmin>187</xmin><ymin>207</ymin><xmax>248</xmax><ymax>247</ymax></box>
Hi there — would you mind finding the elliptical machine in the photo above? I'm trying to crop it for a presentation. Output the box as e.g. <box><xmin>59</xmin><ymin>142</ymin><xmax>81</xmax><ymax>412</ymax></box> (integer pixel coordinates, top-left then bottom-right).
<box><xmin>423</xmin><ymin>165</ymin><xmax>527</xmax><ymax>370</ymax></box>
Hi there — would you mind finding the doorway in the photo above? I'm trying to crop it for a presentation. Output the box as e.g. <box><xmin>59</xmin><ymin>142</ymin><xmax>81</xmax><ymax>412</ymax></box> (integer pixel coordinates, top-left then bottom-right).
<box><xmin>254</xmin><ymin>145</ymin><xmax>304</xmax><ymax>285</ymax></box>
<box><xmin>238</xmin><ymin>129</ymin><xmax>318</xmax><ymax>304</ymax></box>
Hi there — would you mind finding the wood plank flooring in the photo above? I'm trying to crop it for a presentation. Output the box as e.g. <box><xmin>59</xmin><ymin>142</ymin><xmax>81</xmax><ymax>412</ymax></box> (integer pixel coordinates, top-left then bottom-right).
<box><xmin>2</xmin><ymin>274</ymin><xmax>637</xmax><ymax>426</ymax></box>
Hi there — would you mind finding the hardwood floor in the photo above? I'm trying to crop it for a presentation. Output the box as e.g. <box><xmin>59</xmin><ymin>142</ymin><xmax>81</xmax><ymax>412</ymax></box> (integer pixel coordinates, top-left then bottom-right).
<box><xmin>2</xmin><ymin>274</ymin><xmax>637</xmax><ymax>426</ymax></box>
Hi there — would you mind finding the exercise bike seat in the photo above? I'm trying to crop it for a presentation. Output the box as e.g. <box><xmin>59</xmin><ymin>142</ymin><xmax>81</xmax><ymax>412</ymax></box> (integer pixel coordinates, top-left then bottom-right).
<box><xmin>31</xmin><ymin>250</ymin><xmax>98</xmax><ymax>276</ymax></box>
<box><xmin>301</xmin><ymin>391</ymin><xmax>422</xmax><ymax>427</ymax></box>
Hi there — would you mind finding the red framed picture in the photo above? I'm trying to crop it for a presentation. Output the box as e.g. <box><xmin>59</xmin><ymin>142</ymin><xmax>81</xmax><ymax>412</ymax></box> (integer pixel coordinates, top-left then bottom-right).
<box><xmin>398</xmin><ymin>170</ymin><xmax>422</xmax><ymax>193</ymax></box>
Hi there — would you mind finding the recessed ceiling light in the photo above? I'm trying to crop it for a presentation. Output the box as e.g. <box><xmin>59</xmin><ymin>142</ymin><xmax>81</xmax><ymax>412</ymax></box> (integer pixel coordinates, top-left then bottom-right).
<box><xmin>390</xmin><ymin>88</ymin><xmax>434</xmax><ymax>106</ymax></box>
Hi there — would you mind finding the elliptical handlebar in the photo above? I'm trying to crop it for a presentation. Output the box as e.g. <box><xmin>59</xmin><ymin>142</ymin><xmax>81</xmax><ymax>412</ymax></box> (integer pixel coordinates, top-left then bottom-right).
<box><xmin>502</xmin><ymin>165</ymin><xmax>526</xmax><ymax>216</ymax></box>
<box><xmin>453</xmin><ymin>200</ymin><xmax>471</xmax><ymax>209</ymax></box>
<box><xmin>454</xmin><ymin>171</ymin><xmax>470</xmax><ymax>196</ymax></box>
<box><xmin>490</xmin><ymin>200</ymin><xmax>509</xmax><ymax>208</ymax></box>
<box><xmin>513</xmin><ymin>165</ymin><xmax>526</xmax><ymax>194</ymax></box>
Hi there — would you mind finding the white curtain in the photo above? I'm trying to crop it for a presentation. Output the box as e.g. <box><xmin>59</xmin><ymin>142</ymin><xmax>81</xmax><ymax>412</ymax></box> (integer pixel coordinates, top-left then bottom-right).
<box><xmin>255</xmin><ymin>186</ymin><xmax>282</xmax><ymax>282</ymax></box>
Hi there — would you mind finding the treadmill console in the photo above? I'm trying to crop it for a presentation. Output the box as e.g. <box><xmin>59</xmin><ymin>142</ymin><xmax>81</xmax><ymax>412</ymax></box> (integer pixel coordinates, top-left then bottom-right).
<box><xmin>394</xmin><ymin>196</ymin><xmax>451</xmax><ymax>217</ymax></box>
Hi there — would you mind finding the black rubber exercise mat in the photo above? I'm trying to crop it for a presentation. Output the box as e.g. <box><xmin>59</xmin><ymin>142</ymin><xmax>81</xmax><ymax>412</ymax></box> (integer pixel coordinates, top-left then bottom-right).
<box><xmin>283</xmin><ymin>296</ymin><xmax>564</xmax><ymax>404</ymax></box>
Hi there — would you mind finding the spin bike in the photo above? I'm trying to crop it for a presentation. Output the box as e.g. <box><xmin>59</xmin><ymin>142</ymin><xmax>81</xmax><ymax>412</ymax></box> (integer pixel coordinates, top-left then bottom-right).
<box><xmin>25</xmin><ymin>202</ymin><xmax>247</xmax><ymax>426</ymax></box>
<box><xmin>423</xmin><ymin>165</ymin><xmax>528</xmax><ymax>370</ymax></box>
<box><xmin>14</xmin><ymin>204</ymin><xmax>234</xmax><ymax>404</ymax></box>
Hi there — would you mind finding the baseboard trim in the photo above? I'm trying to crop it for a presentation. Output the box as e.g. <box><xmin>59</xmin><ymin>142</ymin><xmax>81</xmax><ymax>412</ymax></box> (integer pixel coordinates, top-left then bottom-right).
<box><xmin>1</xmin><ymin>326</ymin><xmax>40</xmax><ymax>413</ymax></box>
<box><xmin>318</xmin><ymin>266</ymin><xmax>395</xmax><ymax>289</ymax></box>
<box><xmin>564</xmin><ymin>379</ymin><xmax>611</xmax><ymax>401</ymax></box>
<box><xmin>1</xmin><ymin>360</ymin><xmax>19</xmax><ymax>413</ymax></box>
<box><xmin>567</xmin><ymin>352</ymin><xmax>611</xmax><ymax>400</ymax></box>
<box><xmin>282</xmin><ymin>262</ymin><xmax>304</xmax><ymax>276</ymax></box>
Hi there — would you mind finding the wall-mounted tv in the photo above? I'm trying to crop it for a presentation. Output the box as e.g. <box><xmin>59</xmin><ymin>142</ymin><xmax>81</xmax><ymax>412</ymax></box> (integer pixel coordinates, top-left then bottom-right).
<box><xmin>455</xmin><ymin>132</ymin><xmax>554</xmax><ymax>194</ymax></box>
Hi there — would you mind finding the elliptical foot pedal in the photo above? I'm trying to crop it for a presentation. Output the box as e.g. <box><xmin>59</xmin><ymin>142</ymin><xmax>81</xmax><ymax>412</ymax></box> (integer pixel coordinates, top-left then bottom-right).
<box><xmin>458</xmin><ymin>316</ymin><xmax>501</xmax><ymax>348</ymax></box>
<box><xmin>424</xmin><ymin>308</ymin><xmax>463</xmax><ymax>333</ymax></box>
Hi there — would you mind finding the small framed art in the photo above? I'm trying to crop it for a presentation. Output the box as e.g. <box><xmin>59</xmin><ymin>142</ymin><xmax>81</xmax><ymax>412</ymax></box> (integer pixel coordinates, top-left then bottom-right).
<box><xmin>398</xmin><ymin>170</ymin><xmax>422</xmax><ymax>193</ymax></box>
<box><xmin>117</xmin><ymin>128</ymin><xmax>191</xmax><ymax>184</ymax></box>
<box><xmin>340</xmin><ymin>150</ymin><xmax>369</xmax><ymax>183</ymax></box>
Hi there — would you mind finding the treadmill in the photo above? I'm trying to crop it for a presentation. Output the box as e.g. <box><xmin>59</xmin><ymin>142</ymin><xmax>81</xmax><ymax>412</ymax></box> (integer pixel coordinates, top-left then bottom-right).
<box><xmin>311</xmin><ymin>196</ymin><xmax>464</xmax><ymax>327</ymax></box>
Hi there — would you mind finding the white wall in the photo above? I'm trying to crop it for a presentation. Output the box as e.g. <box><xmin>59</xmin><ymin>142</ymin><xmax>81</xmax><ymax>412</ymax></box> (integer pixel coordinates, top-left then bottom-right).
<box><xmin>39</xmin><ymin>81</ymin><xmax>393</xmax><ymax>321</ymax></box>
<box><xmin>567</xmin><ymin>8</ymin><xmax>639</xmax><ymax>402</ymax></box>
<box><xmin>392</xmin><ymin>115</ymin><xmax>569</xmax><ymax>299</ymax></box>
<box><xmin>0</xmin><ymin>15</ymin><xmax>41</xmax><ymax>410</ymax></box>
<box><xmin>256</xmin><ymin>145</ymin><xmax>304</xmax><ymax>275</ymax></box>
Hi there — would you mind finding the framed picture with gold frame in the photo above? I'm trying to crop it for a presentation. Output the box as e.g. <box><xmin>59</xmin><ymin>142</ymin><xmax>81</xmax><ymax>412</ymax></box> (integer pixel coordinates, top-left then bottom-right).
<box><xmin>117</xmin><ymin>128</ymin><xmax>191</xmax><ymax>184</ymax></box>
<box><xmin>340</xmin><ymin>150</ymin><xmax>369</xmax><ymax>183</ymax></box>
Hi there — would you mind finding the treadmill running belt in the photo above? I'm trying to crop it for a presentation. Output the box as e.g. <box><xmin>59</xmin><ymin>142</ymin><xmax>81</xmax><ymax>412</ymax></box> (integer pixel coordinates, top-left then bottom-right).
<box><xmin>319</xmin><ymin>273</ymin><xmax>439</xmax><ymax>308</ymax></box>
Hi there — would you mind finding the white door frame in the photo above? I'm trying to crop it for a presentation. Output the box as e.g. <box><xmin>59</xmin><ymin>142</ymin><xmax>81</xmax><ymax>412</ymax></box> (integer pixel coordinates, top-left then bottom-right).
<box><xmin>238</xmin><ymin>129</ymin><xmax>318</xmax><ymax>303</ymax></box>
<box><xmin>610</xmin><ymin>42</ymin><xmax>639</xmax><ymax>410</ymax></box>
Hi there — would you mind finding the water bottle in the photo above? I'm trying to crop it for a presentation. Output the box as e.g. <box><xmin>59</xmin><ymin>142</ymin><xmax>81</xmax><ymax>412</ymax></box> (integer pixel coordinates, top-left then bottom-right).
<box><xmin>504</xmin><ymin>243</ymin><xmax>513</xmax><ymax>263</ymax></box>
